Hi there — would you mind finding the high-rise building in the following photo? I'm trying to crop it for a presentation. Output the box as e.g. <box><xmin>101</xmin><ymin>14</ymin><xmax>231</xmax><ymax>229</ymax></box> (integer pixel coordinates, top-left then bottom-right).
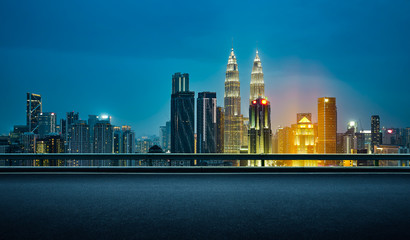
<box><xmin>294</xmin><ymin>113</ymin><xmax>315</xmax><ymax>154</ymax></box>
<box><xmin>159</xmin><ymin>121</ymin><xmax>171</xmax><ymax>152</ymax></box>
<box><xmin>216</xmin><ymin>107</ymin><xmax>224</xmax><ymax>153</ymax></box>
<box><xmin>122</xmin><ymin>125</ymin><xmax>135</xmax><ymax>154</ymax></box>
<box><xmin>65</xmin><ymin>112</ymin><xmax>79</xmax><ymax>153</ymax></box>
<box><xmin>317</xmin><ymin>97</ymin><xmax>337</xmax><ymax>155</ymax></box>
<box><xmin>224</xmin><ymin>48</ymin><xmax>242</xmax><ymax>156</ymax></box>
<box><xmin>197</xmin><ymin>92</ymin><xmax>217</xmax><ymax>154</ymax></box>
<box><xmin>249</xmin><ymin>50</ymin><xmax>264</xmax><ymax>103</ymax></box>
<box><xmin>93</xmin><ymin>120</ymin><xmax>113</xmax><ymax>154</ymax></box>
<box><xmin>371</xmin><ymin>115</ymin><xmax>381</xmax><ymax>153</ymax></box>
<box><xmin>248</xmin><ymin>98</ymin><xmax>272</xmax><ymax>166</ymax></box>
<box><xmin>26</xmin><ymin>93</ymin><xmax>42</xmax><ymax>134</ymax></box>
<box><xmin>170</xmin><ymin>72</ymin><xmax>195</xmax><ymax>154</ymax></box>
<box><xmin>70</xmin><ymin>120</ymin><xmax>90</xmax><ymax>153</ymax></box>
<box><xmin>38</xmin><ymin>112</ymin><xmax>57</xmax><ymax>137</ymax></box>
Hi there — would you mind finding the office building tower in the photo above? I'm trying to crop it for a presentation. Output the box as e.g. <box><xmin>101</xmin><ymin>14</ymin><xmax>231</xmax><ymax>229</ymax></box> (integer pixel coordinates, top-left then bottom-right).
<box><xmin>171</xmin><ymin>72</ymin><xmax>195</xmax><ymax>154</ymax></box>
<box><xmin>70</xmin><ymin>120</ymin><xmax>90</xmax><ymax>153</ymax></box>
<box><xmin>26</xmin><ymin>93</ymin><xmax>42</xmax><ymax>134</ymax></box>
<box><xmin>122</xmin><ymin>126</ymin><xmax>135</xmax><ymax>154</ymax></box>
<box><xmin>64</xmin><ymin>112</ymin><xmax>79</xmax><ymax>153</ymax></box>
<box><xmin>248</xmin><ymin>98</ymin><xmax>272</xmax><ymax>157</ymax></box>
<box><xmin>197</xmin><ymin>92</ymin><xmax>217</xmax><ymax>154</ymax></box>
<box><xmin>21</xmin><ymin>132</ymin><xmax>38</xmax><ymax>153</ymax></box>
<box><xmin>224</xmin><ymin>48</ymin><xmax>243</xmax><ymax>155</ymax></box>
<box><xmin>136</xmin><ymin>136</ymin><xmax>153</xmax><ymax>153</ymax></box>
<box><xmin>216</xmin><ymin>107</ymin><xmax>224</xmax><ymax>153</ymax></box>
<box><xmin>88</xmin><ymin>115</ymin><xmax>99</xmax><ymax>152</ymax></box>
<box><xmin>38</xmin><ymin>112</ymin><xmax>57</xmax><ymax>137</ymax></box>
<box><xmin>93</xmin><ymin>120</ymin><xmax>113</xmax><ymax>154</ymax></box>
<box><xmin>317</xmin><ymin>97</ymin><xmax>337</xmax><ymax>155</ymax></box>
<box><xmin>250</xmin><ymin>50</ymin><xmax>265</xmax><ymax>103</ymax></box>
<box><xmin>159</xmin><ymin>122</ymin><xmax>171</xmax><ymax>152</ymax></box>
<box><xmin>294</xmin><ymin>113</ymin><xmax>315</xmax><ymax>154</ymax></box>
<box><xmin>113</xmin><ymin>126</ymin><xmax>123</xmax><ymax>154</ymax></box>
<box><xmin>371</xmin><ymin>115</ymin><xmax>381</xmax><ymax>153</ymax></box>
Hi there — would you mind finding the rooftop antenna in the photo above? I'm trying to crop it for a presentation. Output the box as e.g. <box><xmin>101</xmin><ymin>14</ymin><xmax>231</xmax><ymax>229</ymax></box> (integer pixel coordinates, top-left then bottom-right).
<box><xmin>231</xmin><ymin>37</ymin><xmax>234</xmax><ymax>50</ymax></box>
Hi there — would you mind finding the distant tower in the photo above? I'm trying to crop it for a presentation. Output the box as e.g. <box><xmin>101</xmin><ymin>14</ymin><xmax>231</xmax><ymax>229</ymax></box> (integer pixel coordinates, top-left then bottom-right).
<box><xmin>249</xmin><ymin>50</ymin><xmax>265</xmax><ymax>103</ymax></box>
<box><xmin>248</xmin><ymin>98</ymin><xmax>272</xmax><ymax>156</ymax></box>
<box><xmin>216</xmin><ymin>107</ymin><xmax>224</xmax><ymax>153</ymax></box>
<box><xmin>371</xmin><ymin>115</ymin><xmax>381</xmax><ymax>153</ymax></box>
<box><xmin>317</xmin><ymin>97</ymin><xmax>337</xmax><ymax>154</ymax></box>
<box><xmin>197</xmin><ymin>92</ymin><xmax>217</xmax><ymax>153</ymax></box>
<box><xmin>224</xmin><ymin>48</ymin><xmax>242</xmax><ymax>154</ymax></box>
<box><xmin>38</xmin><ymin>112</ymin><xmax>57</xmax><ymax>137</ymax></box>
<box><xmin>26</xmin><ymin>93</ymin><xmax>42</xmax><ymax>134</ymax></box>
<box><xmin>170</xmin><ymin>73</ymin><xmax>195</xmax><ymax>154</ymax></box>
<box><xmin>70</xmin><ymin>120</ymin><xmax>90</xmax><ymax>153</ymax></box>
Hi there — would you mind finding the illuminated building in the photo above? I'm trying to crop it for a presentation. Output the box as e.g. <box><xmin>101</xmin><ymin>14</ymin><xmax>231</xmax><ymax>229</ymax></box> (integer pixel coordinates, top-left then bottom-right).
<box><xmin>216</xmin><ymin>107</ymin><xmax>224</xmax><ymax>153</ymax></box>
<box><xmin>249</xmin><ymin>50</ymin><xmax>264</xmax><ymax>103</ymax></box>
<box><xmin>88</xmin><ymin>115</ymin><xmax>99</xmax><ymax>153</ymax></box>
<box><xmin>171</xmin><ymin>72</ymin><xmax>195</xmax><ymax>156</ymax></box>
<box><xmin>371</xmin><ymin>115</ymin><xmax>381</xmax><ymax>153</ymax></box>
<box><xmin>93</xmin><ymin>120</ymin><xmax>113</xmax><ymax>154</ymax></box>
<box><xmin>317</xmin><ymin>97</ymin><xmax>337</xmax><ymax>158</ymax></box>
<box><xmin>35</xmin><ymin>134</ymin><xmax>64</xmax><ymax>166</ymax></box>
<box><xmin>122</xmin><ymin>126</ymin><xmax>135</xmax><ymax>154</ymax></box>
<box><xmin>197</xmin><ymin>92</ymin><xmax>217</xmax><ymax>154</ymax></box>
<box><xmin>26</xmin><ymin>93</ymin><xmax>42</xmax><ymax>134</ymax></box>
<box><xmin>224</xmin><ymin>48</ymin><xmax>243</xmax><ymax>157</ymax></box>
<box><xmin>241</xmin><ymin>117</ymin><xmax>249</xmax><ymax>154</ymax></box>
<box><xmin>64</xmin><ymin>112</ymin><xmax>79</xmax><ymax>153</ymax></box>
<box><xmin>71</xmin><ymin>120</ymin><xmax>90</xmax><ymax>153</ymax></box>
<box><xmin>38</xmin><ymin>112</ymin><xmax>57</xmax><ymax>138</ymax></box>
<box><xmin>248</xmin><ymin>98</ymin><xmax>272</xmax><ymax>166</ymax></box>
<box><xmin>137</xmin><ymin>136</ymin><xmax>153</xmax><ymax>153</ymax></box>
<box><xmin>276</xmin><ymin>126</ymin><xmax>293</xmax><ymax>166</ymax></box>
<box><xmin>113</xmin><ymin>126</ymin><xmax>122</xmax><ymax>154</ymax></box>
<box><xmin>294</xmin><ymin>113</ymin><xmax>315</xmax><ymax>153</ymax></box>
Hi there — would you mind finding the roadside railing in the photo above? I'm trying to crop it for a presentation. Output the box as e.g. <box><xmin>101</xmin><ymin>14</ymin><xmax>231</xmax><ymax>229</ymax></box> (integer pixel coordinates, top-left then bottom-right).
<box><xmin>0</xmin><ymin>153</ymin><xmax>409</xmax><ymax>168</ymax></box>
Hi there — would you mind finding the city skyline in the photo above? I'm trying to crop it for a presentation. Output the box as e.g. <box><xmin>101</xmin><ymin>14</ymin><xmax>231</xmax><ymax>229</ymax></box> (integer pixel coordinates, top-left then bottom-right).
<box><xmin>1</xmin><ymin>1</ymin><xmax>410</xmax><ymax>136</ymax></box>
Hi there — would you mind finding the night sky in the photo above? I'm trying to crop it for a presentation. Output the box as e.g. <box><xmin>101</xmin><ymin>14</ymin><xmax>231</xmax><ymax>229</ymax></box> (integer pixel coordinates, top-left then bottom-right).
<box><xmin>1</xmin><ymin>0</ymin><xmax>409</xmax><ymax>136</ymax></box>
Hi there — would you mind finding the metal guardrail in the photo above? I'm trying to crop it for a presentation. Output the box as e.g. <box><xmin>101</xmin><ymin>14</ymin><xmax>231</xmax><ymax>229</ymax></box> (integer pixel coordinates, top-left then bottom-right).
<box><xmin>0</xmin><ymin>153</ymin><xmax>410</xmax><ymax>161</ymax></box>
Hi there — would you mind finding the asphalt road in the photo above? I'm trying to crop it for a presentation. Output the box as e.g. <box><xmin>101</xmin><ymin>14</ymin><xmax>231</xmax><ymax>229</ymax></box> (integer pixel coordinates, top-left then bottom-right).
<box><xmin>1</xmin><ymin>173</ymin><xmax>410</xmax><ymax>239</ymax></box>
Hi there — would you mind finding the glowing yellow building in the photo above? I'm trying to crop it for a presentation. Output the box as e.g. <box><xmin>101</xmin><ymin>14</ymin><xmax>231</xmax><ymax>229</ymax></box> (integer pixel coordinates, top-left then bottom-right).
<box><xmin>224</xmin><ymin>48</ymin><xmax>243</xmax><ymax>159</ymax></box>
<box><xmin>292</xmin><ymin>113</ymin><xmax>317</xmax><ymax>167</ymax></box>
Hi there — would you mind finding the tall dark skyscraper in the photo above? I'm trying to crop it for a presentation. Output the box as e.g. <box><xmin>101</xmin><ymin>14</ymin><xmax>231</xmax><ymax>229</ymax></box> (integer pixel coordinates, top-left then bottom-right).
<box><xmin>371</xmin><ymin>115</ymin><xmax>381</xmax><ymax>153</ymax></box>
<box><xmin>71</xmin><ymin>120</ymin><xmax>90</xmax><ymax>153</ymax></box>
<box><xmin>197</xmin><ymin>92</ymin><xmax>217</xmax><ymax>153</ymax></box>
<box><xmin>65</xmin><ymin>112</ymin><xmax>79</xmax><ymax>153</ymax></box>
<box><xmin>216</xmin><ymin>107</ymin><xmax>224</xmax><ymax>153</ymax></box>
<box><xmin>171</xmin><ymin>73</ymin><xmax>195</xmax><ymax>154</ymax></box>
<box><xmin>38</xmin><ymin>112</ymin><xmax>57</xmax><ymax>137</ymax></box>
<box><xmin>26</xmin><ymin>93</ymin><xmax>42</xmax><ymax>134</ymax></box>
<box><xmin>248</xmin><ymin>98</ymin><xmax>272</xmax><ymax>155</ymax></box>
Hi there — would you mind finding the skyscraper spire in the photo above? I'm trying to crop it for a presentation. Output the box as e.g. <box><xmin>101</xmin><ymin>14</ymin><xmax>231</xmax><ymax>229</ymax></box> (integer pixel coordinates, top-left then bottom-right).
<box><xmin>249</xmin><ymin>49</ymin><xmax>264</xmax><ymax>103</ymax></box>
<box><xmin>224</xmin><ymin>47</ymin><xmax>242</xmax><ymax>154</ymax></box>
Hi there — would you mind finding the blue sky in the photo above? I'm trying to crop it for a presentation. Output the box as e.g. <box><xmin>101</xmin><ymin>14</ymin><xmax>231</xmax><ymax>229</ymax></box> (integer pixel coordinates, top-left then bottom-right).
<box><xmin>1</xmin><ymin>0</ymin><xmax>410</xmax><ymax>136</ymax></box>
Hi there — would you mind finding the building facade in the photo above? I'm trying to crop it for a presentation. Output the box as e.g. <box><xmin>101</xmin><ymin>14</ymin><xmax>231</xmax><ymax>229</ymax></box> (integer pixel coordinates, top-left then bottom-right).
<box><xmin>26</xmin><ymin>93</ymin><xmax>42</xmax><ymax>134</ymax></box>
<box><xmin>317</xmin><ymin>97</ymin><xmax>337</xmax><ymax>155</ymax></box>
<box><xmin>197</xmin><ymin>92</ymin><xmax>217</xmax><ymax>154</ymax></box>
<box><xmin>38</xmin><ymin>112</ymin><xmax>57</xmax><ymax>138</ymax></box>
<box><xmin>248</xmin><ymin>98</ymin><xmax>272</xmax><ymax>162</ymax></box>
<box><xmin>170</xmin><ymin>73</ymin><xmax>195</xmax><ymax>154</ymax></box>
<box><xmin>224</xmin><ymin>48</ymin><xmax>242</xmax><ymax>155</ymax></box>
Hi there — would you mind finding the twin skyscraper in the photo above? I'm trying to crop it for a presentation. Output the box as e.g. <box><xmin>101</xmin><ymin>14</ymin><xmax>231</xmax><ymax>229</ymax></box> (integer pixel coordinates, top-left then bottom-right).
<box><xmin>170</xmin><ymin>48</ymin><xmax>272</xmax><ymax>162</ymax></box>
